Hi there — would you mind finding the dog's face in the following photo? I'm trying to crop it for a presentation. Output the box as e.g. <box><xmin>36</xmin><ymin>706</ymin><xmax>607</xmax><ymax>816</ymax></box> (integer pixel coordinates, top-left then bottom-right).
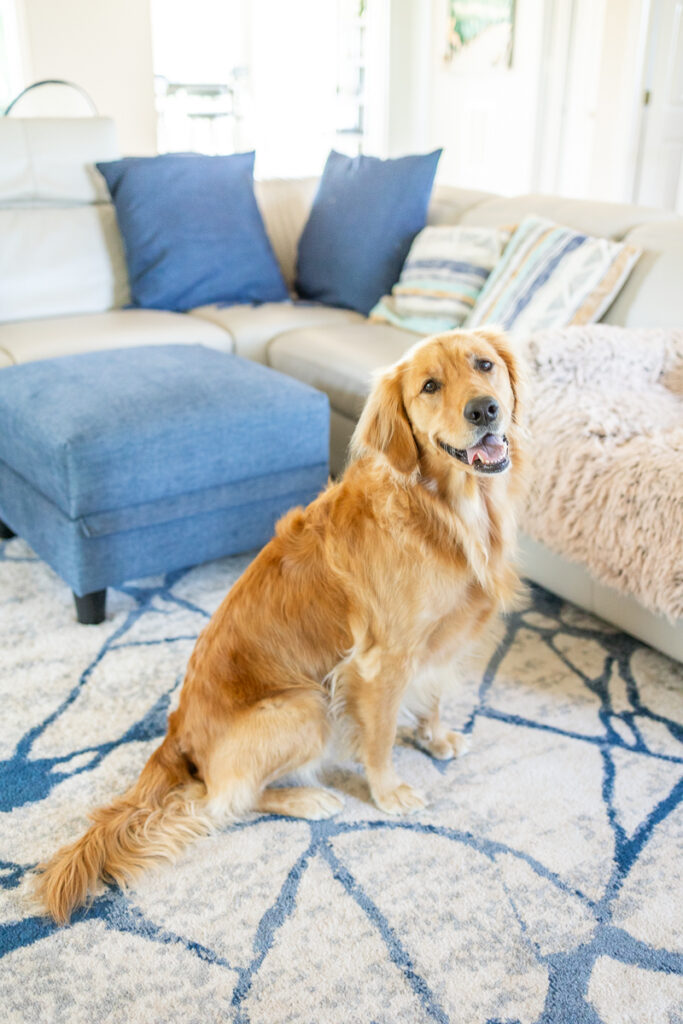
<box><xmin>402</xmin><ymin>330</ymin><xmax>517</xmax><ymax>475</ymax></box>
<box><xmin>353</xmin><ymin>328</ymin><xmax>522</xmax><ymax>477</ymax></box>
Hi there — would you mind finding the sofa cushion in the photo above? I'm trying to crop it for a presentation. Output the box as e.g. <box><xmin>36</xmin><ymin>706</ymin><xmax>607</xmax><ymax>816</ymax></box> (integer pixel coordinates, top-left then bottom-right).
<box><xmin>97</xmin><ymin>152</ymin><xmax>289</xmax><ymax>311</ymax></box>
<box><xmin>254</xmin><ymin>177</ymin><xmax>319</xmax><ymax>291</ymax></box>
<box><xmin>370</xmin><ymin>225</ymin><xmax>510</xmax><ymax>334</ymax></box>
<box><xmin>188</xmin><ymin>301</ymin><xmax>364</xmax><ymax>362</ymax></box>
<box><xmin>0</xmin><ymin>309</ymin><xmax>232</xmax><ymax>366</ymax></box>
<box><xmin>0</xmin><ymin>205</ymin><xmax>130</xmax><ymax>324</ymax></box>
<box><xmin>268</xmin><ymin>321</ymin><xmax>414</xmax><ymax>419</ymax></box>
<box><xmin>0</xmin><ymin>345</ymin><xmax>329</xmax><ymax>520</ymax></box>
<box><xmin>465</xmin><ymin>216</ymin><xmax>641</xmax><ymax>334</ymax></box>
<box><xmin>458</xmin><ymin>193</ymin><xmax>677</xmax><ymax>240</ymax></box>
<box><xmin>0</xmin><ymin>117</ymin><xmax>128</xmax><ymax>324</ymax></box>
<box><xmin>296</xmin><ymin>149</ymin><xmax>441</xmax><ymax>315</ymax></box>
<box><xmin>427</xmin><ymin>184</ymin><xmax>497</xmax><ymax>226</ymax></box>
<box><xmin>602</xmin><ymin>220</ymin><xmax>683</xmax><ymax>329</ymax></box>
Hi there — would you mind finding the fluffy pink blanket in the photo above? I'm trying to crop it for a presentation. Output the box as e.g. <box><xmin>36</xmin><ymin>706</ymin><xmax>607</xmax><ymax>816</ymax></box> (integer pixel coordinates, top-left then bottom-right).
<box><xmin>521</xmin><ymin>326</ymin><xmax>683</xmax><ymax>621</ymax></box>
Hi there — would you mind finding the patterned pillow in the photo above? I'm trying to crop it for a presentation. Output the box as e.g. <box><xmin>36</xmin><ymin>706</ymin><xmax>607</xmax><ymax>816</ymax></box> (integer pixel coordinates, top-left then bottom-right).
<box><xmin>465</xmin><ymin>215</ymin><xmax>641</xmax><ymax>334</ymax></box>
<box><xmin>369</xmin><ymin>225</ymin><xmax>511</xmax><ymax>334</ymax></box>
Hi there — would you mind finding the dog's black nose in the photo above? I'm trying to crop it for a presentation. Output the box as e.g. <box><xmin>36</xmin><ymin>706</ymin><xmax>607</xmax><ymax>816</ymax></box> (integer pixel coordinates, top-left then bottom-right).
<box><xmin>464</xmin><ymin>396</ymin><xmax>499</xmax><ymax>426</ymax></box>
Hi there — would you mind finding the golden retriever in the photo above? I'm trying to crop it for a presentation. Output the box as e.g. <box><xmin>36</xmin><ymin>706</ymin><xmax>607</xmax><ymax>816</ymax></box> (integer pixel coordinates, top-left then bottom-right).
<box><xmin>36</xmin><ymin>327</ymin><xmax>526</xmax><ymax>924</ymax></box>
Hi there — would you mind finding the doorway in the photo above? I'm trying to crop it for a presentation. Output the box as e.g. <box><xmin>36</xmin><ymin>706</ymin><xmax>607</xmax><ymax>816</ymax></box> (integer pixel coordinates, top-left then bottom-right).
<box><xmin>634</xmin><ymin>0</ymin><xmax>683</xmax><ymax>211</ymax></box>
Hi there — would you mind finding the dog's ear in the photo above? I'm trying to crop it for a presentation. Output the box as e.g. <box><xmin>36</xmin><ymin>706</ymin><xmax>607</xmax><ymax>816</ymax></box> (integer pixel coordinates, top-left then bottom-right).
<box><xmin>475</xmin><ymin>328</ymin><xmax>524</xmax><ymax>425</ymax></box>
<box><xmin>352</xmin><ymin>366</ymin><xmax>418</xmax><ymax>475</ymax></box>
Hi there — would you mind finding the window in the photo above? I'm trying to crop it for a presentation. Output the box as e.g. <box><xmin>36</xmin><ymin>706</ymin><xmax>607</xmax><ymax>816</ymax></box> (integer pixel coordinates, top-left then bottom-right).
<box><xmin>150</xmin><ymin>0</ymin><xmax>371</xmax><ymax>176</ymax></box>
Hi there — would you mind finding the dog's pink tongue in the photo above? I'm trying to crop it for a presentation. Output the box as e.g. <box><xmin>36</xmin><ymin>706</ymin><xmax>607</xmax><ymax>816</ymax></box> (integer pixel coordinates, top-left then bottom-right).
<box><xmin>466</xmin><ymin>434</ymin><xmax>507</xmax><ymax>465</ymax></box>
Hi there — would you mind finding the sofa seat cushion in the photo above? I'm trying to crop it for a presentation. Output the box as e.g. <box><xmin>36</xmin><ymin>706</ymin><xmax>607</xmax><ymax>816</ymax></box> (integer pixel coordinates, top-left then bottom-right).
<box><xmin>0</xmin><ymin>345</ymin><xmax>329</xmax><ymax>521</ymax></box>
<box><xmin>268</xmin><ymin>321</ymin><xmax>416</xmax><ymax>419</ymax></box>
<box><xmin>0</xmin><ymin>309</ymin><xmax>233</xmax><ymax>366</ymax></box>
<box><xmin>188</xmin><ymin>300</ymin><xmax>363</xmax><ymax>363</ymax></box>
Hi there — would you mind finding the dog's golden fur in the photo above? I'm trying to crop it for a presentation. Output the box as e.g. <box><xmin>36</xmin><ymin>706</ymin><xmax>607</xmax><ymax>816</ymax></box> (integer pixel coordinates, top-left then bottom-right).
<box><xmin>36</xmin><ymin>328</ymin><xmax>526</xmax><ymax>924</ymax></box>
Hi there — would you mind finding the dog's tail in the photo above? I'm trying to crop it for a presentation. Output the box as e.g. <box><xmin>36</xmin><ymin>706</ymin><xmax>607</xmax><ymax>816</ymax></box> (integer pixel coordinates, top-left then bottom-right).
<box><xmin>34</xmin><ymin>734</ymin><xmax>211</xmax><ymax>925</ymax></box>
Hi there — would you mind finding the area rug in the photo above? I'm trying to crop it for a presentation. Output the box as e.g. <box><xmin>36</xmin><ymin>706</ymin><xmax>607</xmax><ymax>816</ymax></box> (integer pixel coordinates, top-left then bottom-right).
<box><xmin>1</xmin><ymin>537</ymin><xmax>682</xmax><ymax>1024</ymax></box>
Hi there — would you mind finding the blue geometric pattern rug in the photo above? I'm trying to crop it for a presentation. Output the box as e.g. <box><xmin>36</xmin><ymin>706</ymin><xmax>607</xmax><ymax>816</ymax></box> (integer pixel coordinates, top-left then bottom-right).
<box><xmin>1</xmin><ymin>537</ymin><xmax>682</xmax><ymax>1024</ymax></box>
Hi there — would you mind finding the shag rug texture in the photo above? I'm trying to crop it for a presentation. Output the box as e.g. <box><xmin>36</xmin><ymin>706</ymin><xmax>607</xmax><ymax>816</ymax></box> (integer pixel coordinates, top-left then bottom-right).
<box><xmin>1</xmin><ymin>537</ymin><xmax>682</xmax><ymax>1024</ymax></box>
<box><xmin>522</xmin><ymin>326</ymin><xmax>683</xmax><ymax>621</ymax></box>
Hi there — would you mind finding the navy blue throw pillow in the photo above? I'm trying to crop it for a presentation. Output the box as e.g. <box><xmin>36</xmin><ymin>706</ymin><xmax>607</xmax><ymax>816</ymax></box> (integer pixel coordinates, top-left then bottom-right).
<box><xmin>96</xmin><ymin>152</ymin><xmax>289</xmax><ymax>311</ymax></box>
<box><xmin>296</xmin><ymin>149</ymin><xmax>442</xmax><ymax>316</ymax></box>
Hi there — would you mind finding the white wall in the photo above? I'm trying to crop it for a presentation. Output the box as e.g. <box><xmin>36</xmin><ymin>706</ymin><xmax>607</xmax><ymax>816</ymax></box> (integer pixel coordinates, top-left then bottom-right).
<box><xmin>381</xmin><ymin>0</ymin><xmax>650</xmax><ymax>202</ymax></box>
<box><xmin>378</xmin><ymin>0</ymin><xmax>547</xmax><ymax>193</ymax></box>
<box><xmin>539</xmin><ymin>0</ymin><xmax>650</xmax><ymax>203</ymax></box>
<box><xmin>425</xmin><ymin>0</ymin><xmax>547</xmax><ymax>193</ymax></box>
<box><xmin>384</xmin><ymin>0</ymin><xmax>433</xmax><ymax>156</ymax></box>
<box><xmin>19</xmin><ymin>0</ymin><xmax>157</xmax><ymax>155</ymax></box>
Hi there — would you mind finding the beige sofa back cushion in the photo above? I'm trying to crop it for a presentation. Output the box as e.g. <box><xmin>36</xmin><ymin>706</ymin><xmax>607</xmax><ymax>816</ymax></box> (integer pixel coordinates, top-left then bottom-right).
<box><xmin>457</xmin><ymin>192</ymin><xmax>678</xmax><ymax>240</ymax></box>
<box><xmin>427</xmin><ymin>184</ymin><xmax>496</xmax><ymax>226</ymax></box>
<box><xmin>0</xmin><ymin>206</ymin><xmax>129</xmax><ymax>323</ymax></box>
<box><xmin>602</xmin><ymin>220</ymin><xmax>683</xmax><ymax>328</ymax></box>
<box><xmin>254</xmin><ymin>177</ymin><xmax>318</xmax><ymax>292</ymax></box>
<box><xmin>0</xmin><ymin>117</ymin><xmax>130</xmax><ymax>323</ymax></box>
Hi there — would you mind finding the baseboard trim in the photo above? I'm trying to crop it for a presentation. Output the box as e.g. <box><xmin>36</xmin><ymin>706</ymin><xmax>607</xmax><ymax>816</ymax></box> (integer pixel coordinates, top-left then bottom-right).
<box><xmin>519</xmin><ymin>533</ymin><xmax>683</xmax><ymax>663</ymax></box>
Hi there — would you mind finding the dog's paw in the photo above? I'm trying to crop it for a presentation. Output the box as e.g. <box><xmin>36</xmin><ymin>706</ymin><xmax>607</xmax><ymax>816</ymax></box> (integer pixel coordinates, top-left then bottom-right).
<box><xmin>420</xmin><ymin>730</ymin><xmax>470</xmax><ymax>761</ymax></box>
<box><xmin>287</xmin><ymin>788</ymin><xmax>345</xmax><ymax>820</ymax></box>
<box><xmin>374</xmin><ymin>783</ymin><xmax>426</xmax><ymax>816</ymax></box>
<box><xmin>259</xmin><ymin>786</ymin><xmax>344</xmax><ymax>820</ymax></box>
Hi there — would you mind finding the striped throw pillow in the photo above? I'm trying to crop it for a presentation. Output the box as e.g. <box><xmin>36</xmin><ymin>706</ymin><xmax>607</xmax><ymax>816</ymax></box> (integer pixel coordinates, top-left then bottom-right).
<box><xmin>465</xmin><ymin>216</ymin><xmax>641</xmax><ymax>334</ymax></box>
<box><xmin>369</xmin><ymin>225</ymin><xmax>511</xmax><ymax>334</ymax></box>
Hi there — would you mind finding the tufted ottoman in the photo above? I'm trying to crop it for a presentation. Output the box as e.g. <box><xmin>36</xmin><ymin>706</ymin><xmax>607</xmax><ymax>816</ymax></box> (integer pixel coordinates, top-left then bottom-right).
<box><xmin>0</xmin><ymin>345</ymin><xmax>329</xmax><ymax>623</ymax></box>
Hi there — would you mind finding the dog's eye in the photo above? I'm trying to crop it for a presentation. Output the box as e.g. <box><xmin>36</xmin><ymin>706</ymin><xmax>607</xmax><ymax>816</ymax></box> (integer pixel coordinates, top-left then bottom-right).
<box><xmin>422</xmin><ymin>379</ymin><xmax>441</xmax><ymax>394</ymax></box>
<box><xmin>476</xmin><ymin>359</ymin><xmax>493</xmax><ymax>372</ymax></box>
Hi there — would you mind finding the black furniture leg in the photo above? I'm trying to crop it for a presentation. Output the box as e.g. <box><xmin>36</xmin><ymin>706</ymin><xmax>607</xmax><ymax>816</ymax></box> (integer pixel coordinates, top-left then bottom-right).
<box><xmin>74</xmin><ymin>589</ymin><xmax>106</xmax><ymax>625</ymax></box>
<box><xmin>0</xmin><ymin>519</ymin><xmax>16</xmax><ymax>539</ymax></box>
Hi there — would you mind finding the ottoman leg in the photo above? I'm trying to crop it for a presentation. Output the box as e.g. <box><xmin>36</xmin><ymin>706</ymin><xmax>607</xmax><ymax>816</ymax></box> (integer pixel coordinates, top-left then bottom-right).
<box><xmin>74</xmin><ymin>590</ymin><xmax>107</xmax><ymax>625</ymax></box>
<box><xmin>0</xmin><ymin>519</ymin><xmax>16</xmax><ymax>539</ymax></box>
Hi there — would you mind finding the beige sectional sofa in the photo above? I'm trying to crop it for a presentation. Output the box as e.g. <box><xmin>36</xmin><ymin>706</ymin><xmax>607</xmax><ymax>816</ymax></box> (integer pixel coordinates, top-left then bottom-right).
<box><xmin>1</xmin><ymin>116</ymin><xmax>681</xmax><ymax>660</ymax></box>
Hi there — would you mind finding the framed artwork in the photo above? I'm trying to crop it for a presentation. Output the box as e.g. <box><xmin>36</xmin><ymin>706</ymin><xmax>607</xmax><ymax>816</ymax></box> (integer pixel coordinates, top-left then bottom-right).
<box><xmin>445</xmin><ymin>0</ymin><xmax>515</xmax><ymax>70</ymax></box>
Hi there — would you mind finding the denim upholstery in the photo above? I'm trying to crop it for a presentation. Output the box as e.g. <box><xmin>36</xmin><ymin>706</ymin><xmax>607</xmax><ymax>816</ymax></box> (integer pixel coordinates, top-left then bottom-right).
<box><xmin>96</xmin><ymin>153</ymin><xmax>289</xmax><ymax>311</ymax></box>
<box><xmin>0</xmin><ymin>345</ymin><xmax>329</xmax><ymax>595</ymax></box>
<box><xmin>296</xmin><ymin>149</ymin><xmax>441</xmax><ymax>315</ymax></box>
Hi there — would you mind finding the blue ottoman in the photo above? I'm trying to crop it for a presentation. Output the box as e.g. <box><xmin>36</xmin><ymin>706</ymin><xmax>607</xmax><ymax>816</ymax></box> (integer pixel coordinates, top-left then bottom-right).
<box><xmin>0</xmin><ymin>345</ymin><xmax>329</xmax><ymax>622</ymax></box>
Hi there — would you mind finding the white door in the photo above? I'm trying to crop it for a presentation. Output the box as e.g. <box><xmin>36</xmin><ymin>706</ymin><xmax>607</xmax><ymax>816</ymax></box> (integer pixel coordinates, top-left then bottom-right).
<box><xmin>635</xmin><ymin>0</ymin><xmax>683</xmax><ymax>210</ymax></box>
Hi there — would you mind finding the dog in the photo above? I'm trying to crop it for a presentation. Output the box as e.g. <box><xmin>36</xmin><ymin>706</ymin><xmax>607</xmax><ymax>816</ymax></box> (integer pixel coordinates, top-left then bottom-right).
<box><xmin>36</xmin><ymin>327</ymin><xmax>526</xmax><ymax>924</ymax></box>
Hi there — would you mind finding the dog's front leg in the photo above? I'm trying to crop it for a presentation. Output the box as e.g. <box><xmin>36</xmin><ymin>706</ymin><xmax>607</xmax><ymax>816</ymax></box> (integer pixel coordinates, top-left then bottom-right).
<box><xmin>416</xmin><ymin>695</ymin><xmax>469</xmax><ymax>760</ymax></box>
<box><xmin>347</xmin><ymin>656</ymin><xmax>426</xmax><ymax>815</ymax></box>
